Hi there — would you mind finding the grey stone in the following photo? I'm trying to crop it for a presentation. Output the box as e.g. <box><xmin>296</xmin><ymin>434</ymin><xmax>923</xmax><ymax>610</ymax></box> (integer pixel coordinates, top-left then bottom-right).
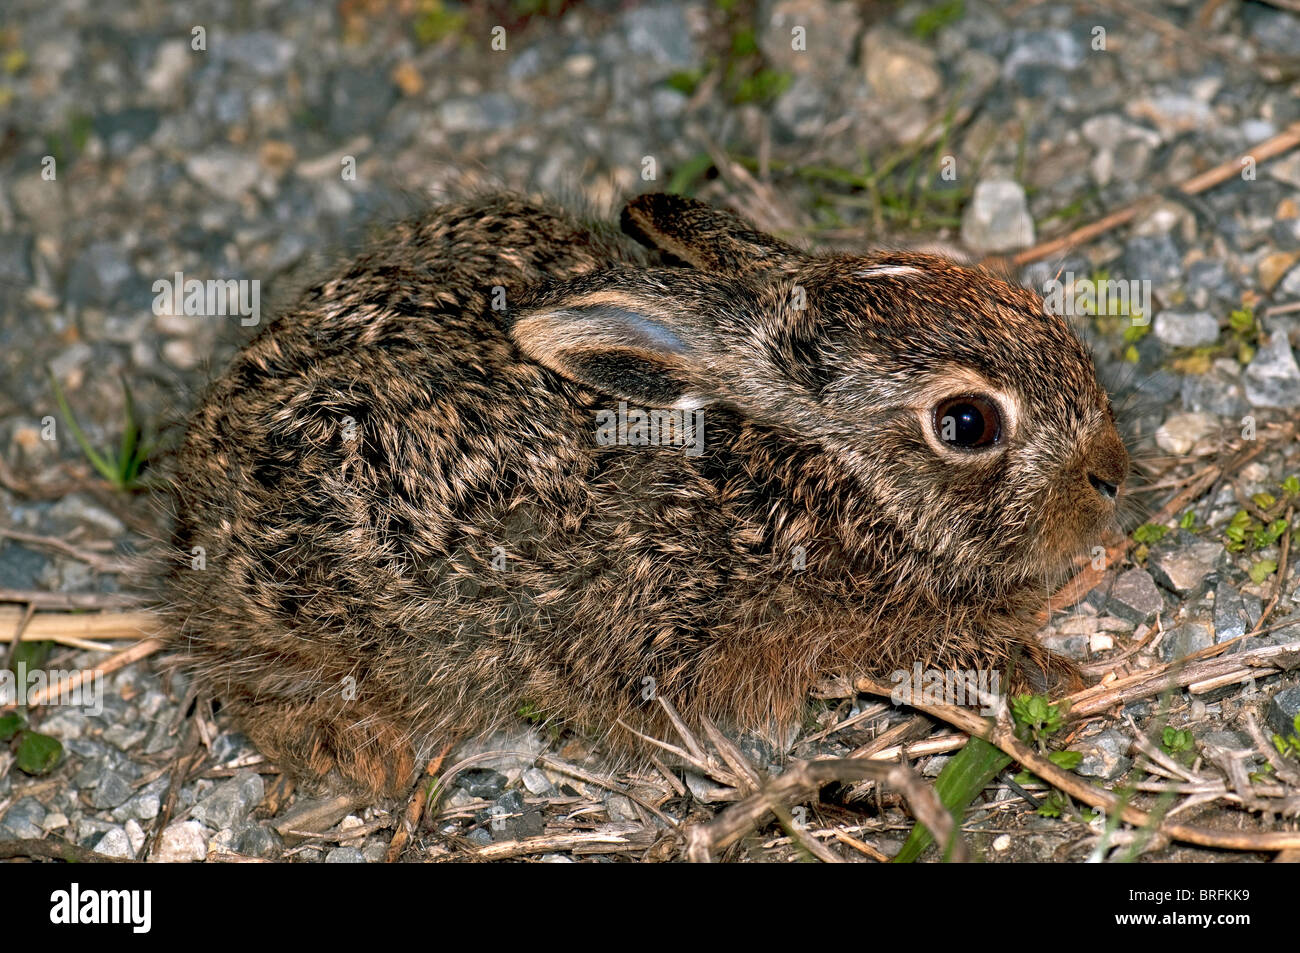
<box><xmin>521</xmin><ymin>767</ymin><xmax>552</xmax><ymax>796</ymax></box>
<box><xmin>190</xmin><ymin>769</ymin><xmax>264</xmax><ymax>829</ymax></box>
<box><xmin>621</xmin><ymin>4</ymin><xmax>696</xmax><ymax>68</ymax></box>
<box><xmin>93</xmin><ymin>107</ymin><xmax>160</xmax><ymax>157</ymax></box>
<box><xmin>327</xmin><ymin>67</ymin><xmax>396</xmax><ymax>137</ymax></box>
<box><xmin>1001</xmin><ymin>29</ymin><xmax>1085</xmax><ymax>78</ymax></box>
<box><xmin>0</xmin><ymin>542</ymin><xmax>47</xmax><ymax>591</ymax></box>
<box><xmin>861</xmin><ymin>27</ymin><xmax>941</xmax><ymax>101</ymax></box>
<box><xmin>150</xmin><ymin>820</ymin><xmax>209</xmax><ymax>862</ymax></box>
<box><xmin>47</xmin><ymin>493</ymin><xmax>127</xmax><ymax>537</ymax></box>
<box><xmin>222</xmin><ymin>31</ymin><xmax>295</xmax><ymax>78</ymax></box>
<box><xmin>208</xmin><ymin>731</ymin><xmax>254</xmax><ymax>766</ymax></box>
<box><xmin>1278</xmin><ymin>264</ymin><xmax>1300</xmax><ymax>299</ymax></box>
<box><xmin>1147</xmin><ymin>536</ymin><xmax>1224</xmax><ymax>596</ymax></box>
<box><xmin>961</xmin><ymin>180</ymin><xmax>1035</xmax><ymax>253</ymax></box>
<box><xmin>1266</xmin><ymin>685</ymin><xmax>1300</xmax><ymax>738</ymax></box>
<box><xmin>101</xmin><ymin>723</ymin><xmax>149</xmax><ymax>751</ymax></box>
<box><xmin>90</xmin><ymin>769</ymin><xmax>134</xmax><ymax>810</ymax></box>
<box><xmin>76</xmin><ymin>817</ymin><xmax>117</xmax><ymax>847</ymax></box>
<box><xmin>1161</xmin><ymin>621</ymin><xmax>1215</xmax><ymax>662</ymax></box>
<box><xmin>1074</xmin><ymin>729</ymin><xmax>1132</xmax><ymax>780</ymax></box>
<box><xmin>438</xmin><ymin>93</ymin><xmax>521</xmax><ymax>134</ymax></box>
<box><xmin>772</xmin><ymin>74</ymin><xmax>826</xmax><ymax>140</ymax></box>
<box><xmin>762</xmin><ymin>0</ymin><xmax>861</xmax><ymax>77</ymax></box>
<box><xmin>112</xmin><ymin>793</ymin><xmax>161</xmax><ymax>823</ymax></box>
<box><xmin>185</xmin><ymin>149</ymin><xmax>261</xmax><ymax>201</ymax></box>
<box><xmin>1123</xmin><ymin>235</ymin><xmax>1183</xmax><ymax>290</ymax></box>
<box><xmin>1040</xmin><ymin>632</ymin><xmax>1090</xmax><ymax>659</ymax></box>
<box><xmin>1246</xmin><ymin>4</ymin><xmax>1300</xmax><ymax>57</ymax></box>
<box><xmin>1182</xmin><ymin>362</ymin><xmax>1248</xmax><ymax>418</ymax></box>
<box><xmin>1154</xmin><ymin>311</ymin><xmax>1219</xmax><ymax>348</ymax></box>
<box><xmin>1185</xmin><ymin>258</ymin><xmax>1239</xmax><ymax>308</ymax></box>
<box><xmin>65</xmin><ymin>242</ymin><xmax>134</xmax><ymax>307</ymax></box>
<box><xmin>1244</xmin><ymin>327</ymin><xmax>1300</xmax><ymax>408</ymax></box>
<box><xmin>234</xmin><ymin>824</ymin><xmax>283</xmax><ymax>859</ymax></box>
<box><xmin>325</xmin><ymin>846</ymin><xmax>366</xmax><ymax>863</ymax></box>
<box><xmin>0</xmin><ymin>233</ymin><xmax>34</xmax><ymax>286</ymax></box>
<box><xmin>1</xmin><ymin>796</ymin><xmax>47</xmax><ymax>841</ymax></box>
<box><xmin>460</xmin><ymin>769</ymin><xmax>508</xmax><ymax>799</ymax></box>
<box><xmin>1107</xmin><ymin>568</ymin><xmax>1164</xmax><ymax>623</ymax></box>
<box><xmin>1199</xmin><ymin>729</ymin><xmax>1252</xmax><ymax>751</ymax></box>
<box><xmin>93</xmin><ymin>826</ymin><xmax>135</xmax><ymax>860</ymax></box>
<box><xmin>1214</xmin><ymin>580</ymin><xmax>1253</xmax><ymax>641</ymax></box>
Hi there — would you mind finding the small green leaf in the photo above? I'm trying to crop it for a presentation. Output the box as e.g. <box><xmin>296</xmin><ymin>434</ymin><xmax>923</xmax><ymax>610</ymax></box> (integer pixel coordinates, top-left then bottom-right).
<box><xmin>1228</xmin><ymin>306</ymin><xmax>1255</xmax><ymax>335</ymax></box>
<box><xmin>1179</xmin><ymin>510</ymin><xmax>1197</xmax><ymax>530</ymax></box>
<box><xmin>1048</xmin><ymin>750</ymin><xmax>1083</xmax><ymax>771</ymax></box>
<box><xmin>0</xmin><ymin>712</ymin><xmax>23</xmax><ymax>740</ymax></box>
<box><xmin>1249</xmin><ymin>558</ymin><xmax>1278</xmax><ymax>585</ymax></box>
<box><xmin>1283</xmin><ymin>475</ymin><xmax>1300</xmax><ymax>496</ymax></box>
<box><xmin>1252</xmin><ymin>492</ymin><xmax>1277</xmax><ymax>510</ymax></box>
<box><xmin>1036</xmin><ymin>790</ymin><xmax>1068</xmax><ymax>818</ymax></box>
<box><xmin>15</xmin><ymin>731</ymin><xmax>63</xmax><ymax>775</ymax></box>
<box><xmin>1132</xmin><ymin>523</ymin><xmax>1168</xmax><ymax>545</ymax></box>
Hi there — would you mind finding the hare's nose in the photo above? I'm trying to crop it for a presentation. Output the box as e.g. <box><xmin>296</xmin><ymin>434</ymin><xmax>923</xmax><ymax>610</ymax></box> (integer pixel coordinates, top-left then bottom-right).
<box><xmin>1085</xmin><ymin>428</ymin><xmax>1128</xmax><ymax>502</ymax></box>
<box><xmin>1088</xmin><ymin>472</ymin><xmax>1119</xmax><ymax>501</ymax></box>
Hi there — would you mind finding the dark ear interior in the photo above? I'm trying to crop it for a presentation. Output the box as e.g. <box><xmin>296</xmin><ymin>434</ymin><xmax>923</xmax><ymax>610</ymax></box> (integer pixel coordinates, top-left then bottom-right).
<box><xmin>620</xmin><ymin>193</ymin><xmax>801</xmax><ymax>274</ymax></box>
<box><xmin>509</xmin><ymin>288</ymin><xmax>715</xmax><ymax>408</ymax></box>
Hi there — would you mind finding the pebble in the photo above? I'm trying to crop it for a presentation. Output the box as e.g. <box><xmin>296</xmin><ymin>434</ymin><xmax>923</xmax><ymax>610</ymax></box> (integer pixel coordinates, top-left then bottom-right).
<box><xmin>185</xmin><ymin>149</ymin><xmax>261</xmax><ymax>201</ymax></box>
<box><xmin>1244</xmin><ymin>327</ymin><xmax>1300</xmax><ymax>408</ymax></box>
<box><xmin>1154</xmin><ymin>311</ymin><xmax>1219</xmax><ymax>348</ymax></box>
<box><xmin>325</xmin><ymin>846</ymin><xmax>366</xmax><ymax>863</ymax></box>
<box><xmin>1160</xmin><ymin>621</ymin><xmax>1215</xmax><ymax>662</ymax></box>
<box><xmin>1</xmin><ymin>797</ymin><xmax>48</xmax><ymax>841</ymax></box>
<box><xmin>1147</xmin><ymin>535</ymin><xmax>1224</xmax><ymax>596</ymax></box>
<box><xmin>1074</xmin><ymin>729</ymin><xmax>1132</xmax><ymax>780</ymax></box>
<box><xmin>1107</xmin><ymin>569</ymin><xmax>1164</xmax><ymax>623</ymax></box>
<box><xmin>190</xmin><ymin>769</ymin><xmax>265</xmax><ymax>829</ymax></box>
<box><xmin>90</xmin><ymin>769</ymin><xmax>135</xmax><ymax>810</ymax></box>
<box><xmin>1155</xmin><ymin>412</ymin><xmax>1218</xmax><ymax>455</ymax></box>
<box><xmin>1266</xmin><ymin>685</ymin><xmax>1300</xmax><ymax>738</ymax></box>
<box><xmin>93</xmin><ymin>825</ymin><xmax>135</xmax><ymax>859</ymax></box>
<box><xmin>961</xmin><ymin>180</ymin><xmax>1035</xmax><ymax>253</ymax></box>
<box><xmin>150</xmin><ymin>820</ymin><xmax>210</xmax><ymax>863</ymax></box>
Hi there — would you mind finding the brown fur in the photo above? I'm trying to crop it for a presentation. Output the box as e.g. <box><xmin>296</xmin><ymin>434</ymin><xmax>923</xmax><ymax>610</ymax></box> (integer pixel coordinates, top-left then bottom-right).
<box><xmin>161</xmin><ymin>192</ymin><xmax>1127</xmax><ymax>796</ymax></box>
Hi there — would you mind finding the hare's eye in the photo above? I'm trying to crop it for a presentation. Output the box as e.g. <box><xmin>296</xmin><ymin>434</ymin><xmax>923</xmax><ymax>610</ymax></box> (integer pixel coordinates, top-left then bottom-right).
<box><xmin>933</xmin><ymin>395</ymin><xmax>1001</xmax><ymax>449</ymax></box>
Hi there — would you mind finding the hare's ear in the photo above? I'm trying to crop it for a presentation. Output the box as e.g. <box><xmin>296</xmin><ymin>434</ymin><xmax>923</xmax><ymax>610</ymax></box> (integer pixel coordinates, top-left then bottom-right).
<box><xmin>621</xmin><ymin>193</ymin><xmax>801</xmax><ymax>274</ymax></box>
<box><xmin>508</xmin><ymin>272</ymin><xmax>733</xmax><ymax>409</ymax></box>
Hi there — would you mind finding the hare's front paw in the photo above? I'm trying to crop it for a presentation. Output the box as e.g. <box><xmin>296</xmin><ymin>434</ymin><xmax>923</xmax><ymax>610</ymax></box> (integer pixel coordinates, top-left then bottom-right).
<box><xmin>242</xmin><ymin>699</ymin><xmax>418</xmax><ymax>798</ymax></box>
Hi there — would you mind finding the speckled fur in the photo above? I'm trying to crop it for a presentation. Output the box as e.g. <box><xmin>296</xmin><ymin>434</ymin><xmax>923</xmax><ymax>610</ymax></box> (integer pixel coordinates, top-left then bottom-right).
<box><xmin>162</xmin><ymin>192</ymin><xmax>1127</xmax><ymax>796</ymax></box>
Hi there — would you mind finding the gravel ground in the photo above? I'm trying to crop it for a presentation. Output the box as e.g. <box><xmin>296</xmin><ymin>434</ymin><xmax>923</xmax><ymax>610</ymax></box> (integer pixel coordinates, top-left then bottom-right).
<box><xmin>2</xmin><ymin>0</ymin><xmax>1300</xmax><ymax>863</ymax></box>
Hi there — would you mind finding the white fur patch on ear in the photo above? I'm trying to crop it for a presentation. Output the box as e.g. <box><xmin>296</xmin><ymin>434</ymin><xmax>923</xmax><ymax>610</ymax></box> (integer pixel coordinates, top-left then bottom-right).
<box><xmin>857</xmin><ymin>265</ymin><xmax>925</xmax><ymax>279</ymax></box>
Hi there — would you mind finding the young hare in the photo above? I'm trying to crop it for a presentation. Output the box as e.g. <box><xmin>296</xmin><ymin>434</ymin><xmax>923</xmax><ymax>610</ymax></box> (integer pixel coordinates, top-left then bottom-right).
<box><xmin>163</xmin><ymin>192</ymin><xmax>1128</xmax><ymax>795</ymax></box>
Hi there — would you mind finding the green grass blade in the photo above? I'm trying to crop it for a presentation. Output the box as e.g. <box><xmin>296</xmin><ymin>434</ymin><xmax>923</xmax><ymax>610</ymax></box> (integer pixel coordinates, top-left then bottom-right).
<box><xmin>117</xmin><ymin>374</ymin><xmax>143</xmax><ymax>484</ymax></box>
<box><xmin>47</xmin><ymin>367</ymin><xmax>116</xmax><ymax>483</ymax></box>
<box><xmin>893</xmin><ymin>735</ymin><xmax>1010</xmax><ymax>863</ymax></box>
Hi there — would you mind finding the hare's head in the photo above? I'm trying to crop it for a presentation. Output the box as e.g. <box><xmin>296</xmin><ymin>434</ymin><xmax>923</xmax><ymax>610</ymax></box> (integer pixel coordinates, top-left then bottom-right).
<box><xmin>509</xmin><ymin>194</ymin><xmax>1127</xmax><ymax>597</ymax></box>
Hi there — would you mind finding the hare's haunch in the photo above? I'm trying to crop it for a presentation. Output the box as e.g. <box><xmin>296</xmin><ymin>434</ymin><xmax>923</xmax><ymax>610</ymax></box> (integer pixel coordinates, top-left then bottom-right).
<box><xmin>163</xmin><ymin>193</ymin><xmax>1127</xmax><ymax>795</ymax></box>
